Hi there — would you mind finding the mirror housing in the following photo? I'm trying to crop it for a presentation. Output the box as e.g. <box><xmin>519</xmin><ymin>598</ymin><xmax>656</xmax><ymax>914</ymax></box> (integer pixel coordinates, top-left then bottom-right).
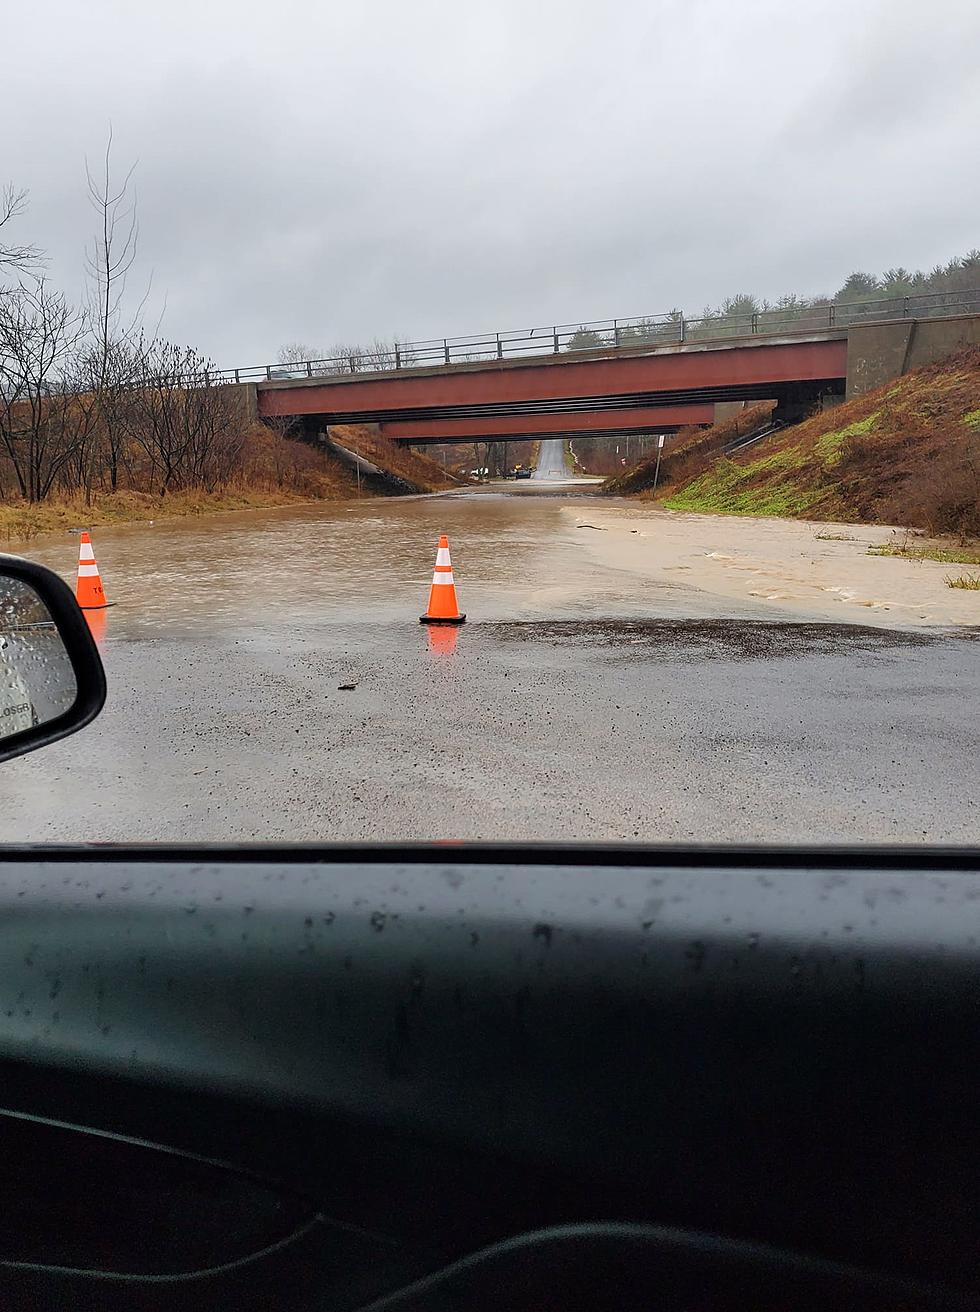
<box><xmin>0</xmin><ymin>553</ymin><xmax>106</xmax><ymax>764</ymax></box>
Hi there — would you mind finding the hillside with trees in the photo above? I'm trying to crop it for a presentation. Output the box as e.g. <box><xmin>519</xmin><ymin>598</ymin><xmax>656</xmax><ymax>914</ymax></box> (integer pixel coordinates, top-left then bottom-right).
<box><xmin>557</xmin><ymin>252</ymin><xmax>980</xmax><ymax>351</ymax></box>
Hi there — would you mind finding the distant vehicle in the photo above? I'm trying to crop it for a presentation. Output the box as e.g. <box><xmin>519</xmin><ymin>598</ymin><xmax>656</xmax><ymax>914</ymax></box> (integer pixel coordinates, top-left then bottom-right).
<box><xmin>515</xmin><ymin>467</ymin><xmax>533</xmax><ymax>479</ymax></box>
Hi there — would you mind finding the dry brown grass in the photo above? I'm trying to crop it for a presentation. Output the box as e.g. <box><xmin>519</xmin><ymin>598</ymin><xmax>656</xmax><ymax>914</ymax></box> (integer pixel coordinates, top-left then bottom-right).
<box><xmin>0</xmin><ymin>485</ymin><xmax>333</xmax><ymax>545</ymax></box>
<box><xmin>0</xmin><ymin>417</ymin><xmax>460</xmax><ymax>546</ymax></box>
<box><xmin>329</xmin><ymin>425</ymin><xmax>456</xmax><ymax>493</ymax></box>
<box><xmin>826</xmin><ymin>361</ymin><xmax>980</xmax><ymax>536</ymax></box>
<box><xmin>0</xmin><ymin>424</ymin><xmax>357</xmax><ymax>545</ymax></box>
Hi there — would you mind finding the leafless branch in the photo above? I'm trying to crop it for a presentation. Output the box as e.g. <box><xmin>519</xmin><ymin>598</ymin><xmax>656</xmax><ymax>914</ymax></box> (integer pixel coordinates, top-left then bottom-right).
<box><xmin>0</xmin><ymin>185</ymin><xmax>42</xmax><ymax>277</ymax></box>
<box><xmin>84</xmin><ymin>128</ymin><xmax>142</xmax><ymax>360</ymax></box>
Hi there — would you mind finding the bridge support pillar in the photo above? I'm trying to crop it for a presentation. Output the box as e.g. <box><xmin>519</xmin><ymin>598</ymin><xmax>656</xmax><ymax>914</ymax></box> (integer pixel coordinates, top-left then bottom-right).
<box><xmin>772</xmin><ymin>388</ymin><xmax>818</xmax><ymax>427</ymax></box>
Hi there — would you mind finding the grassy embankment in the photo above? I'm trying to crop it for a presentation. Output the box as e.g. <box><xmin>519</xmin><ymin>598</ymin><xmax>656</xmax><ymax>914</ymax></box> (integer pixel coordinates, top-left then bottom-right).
<box><xmin>604</xmin><ymin>350</ymin><xmax>980</xmax><ymax>550</ymax></box>
<box><xmin>328</xmin><ymin>425</ymin><xmax>457</xmax><ymax>492</ymax></box>
<box><xmin>0</xmin><ymin>422</ymin><xmax>453</xmax><ymax>545</ymax></box>
<box><xmin>0</xmin><ymin>426</ymin><xmax>353</xmax><ymax>544</ymax></box>
<box><xmin>0</xmin><ymin>486</ymin><xmax>336</xmax><ymax>545</ymax></box>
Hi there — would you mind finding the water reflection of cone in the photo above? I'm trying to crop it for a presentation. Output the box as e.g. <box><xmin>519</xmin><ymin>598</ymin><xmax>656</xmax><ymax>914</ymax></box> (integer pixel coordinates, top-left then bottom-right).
<box><xmin>426</xmin><ymin>624</ymin><xmax>459</xmax><ymax>656</ymax></box>
<box><xmin>75</xmin><ymin>531</ymin><xmax>110</xmax><ymax>610</ymax></box>
<box><xmin>419</xmin><ymin>535</ymin><xmax>465</xmax><ymax>625</ymax></box>
<box><xmin>84</xmin><ymin>607</ymin><xmax>108</xmax><ymax>647</ymax></box>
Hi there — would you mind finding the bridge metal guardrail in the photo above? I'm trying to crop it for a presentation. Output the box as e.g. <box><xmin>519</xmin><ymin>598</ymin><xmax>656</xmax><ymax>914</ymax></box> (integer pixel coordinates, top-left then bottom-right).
<box><xmin>209</xmin><ymin>287</ymin><xmax>980</xmax><ymax>387</ymax></box>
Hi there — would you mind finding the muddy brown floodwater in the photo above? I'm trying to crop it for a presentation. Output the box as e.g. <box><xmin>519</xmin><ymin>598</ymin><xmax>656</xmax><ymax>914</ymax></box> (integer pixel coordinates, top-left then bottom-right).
<box><xmin>2</xmin><ymin>486</ymin><xmax>978</xmax><ymax>843</ymax></box>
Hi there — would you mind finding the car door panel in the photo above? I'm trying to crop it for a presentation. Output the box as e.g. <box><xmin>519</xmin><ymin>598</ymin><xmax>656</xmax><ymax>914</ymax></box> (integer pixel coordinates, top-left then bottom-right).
<box><xmin>0</xmin><ymin>845</ymin><xmax>975</xmax><ymax>1309</ymax></box>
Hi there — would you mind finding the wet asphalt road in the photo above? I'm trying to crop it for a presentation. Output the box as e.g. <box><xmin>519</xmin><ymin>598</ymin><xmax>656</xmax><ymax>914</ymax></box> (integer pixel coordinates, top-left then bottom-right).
<box><xmin>2</xmin><ymin>490</ymin><xmax>978</xmax><ymax>844</ymax></box>
<box><xmin>533</xmin><ymin>438</ymin><xmax>567</xmax><ymax>480</ymax></box>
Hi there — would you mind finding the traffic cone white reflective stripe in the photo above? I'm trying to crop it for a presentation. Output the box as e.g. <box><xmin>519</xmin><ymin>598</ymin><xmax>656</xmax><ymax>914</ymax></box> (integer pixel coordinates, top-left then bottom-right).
<box><xmin>420</xmin><ymin>534</ymin><xmax>465</xmax><ymax>624</ymax></box>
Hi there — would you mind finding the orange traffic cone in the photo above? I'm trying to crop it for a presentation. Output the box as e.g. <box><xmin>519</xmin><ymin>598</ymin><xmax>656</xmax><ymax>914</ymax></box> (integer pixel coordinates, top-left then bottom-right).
<box><xmin>75</xmin><ymin>531</ymin><xmax>110</xmax><ymax>610</ymax></box>
<box><xmin>420</xmin><ymin>535</ymin><xmax>465</xmax><ymax>625</ymax></box>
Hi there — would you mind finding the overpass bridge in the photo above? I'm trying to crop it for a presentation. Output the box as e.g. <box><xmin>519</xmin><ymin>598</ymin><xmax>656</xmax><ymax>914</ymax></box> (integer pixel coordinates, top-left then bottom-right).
<box><xmin>254</xmin><ymin>333</ymin><xmax>844</xmax><ymax>446</ymax></box>
<box><xmin>221</xmin><ymin>290</ymin><xmax>980</xmax><ymax>446</ymax></box>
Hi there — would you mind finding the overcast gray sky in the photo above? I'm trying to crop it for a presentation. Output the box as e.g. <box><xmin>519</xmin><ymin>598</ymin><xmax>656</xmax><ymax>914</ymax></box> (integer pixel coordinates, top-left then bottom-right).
<box><xmin>5</xmin><ymin>0</ymin><xmax>980</xmax><ymax>365</ymax></box>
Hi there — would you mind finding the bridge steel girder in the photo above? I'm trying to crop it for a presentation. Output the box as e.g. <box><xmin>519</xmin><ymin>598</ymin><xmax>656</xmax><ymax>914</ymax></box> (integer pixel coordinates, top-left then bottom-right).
<box><xmin>378</xmin><ymin>404</ymin><xmax>714</xmax><ymax>444</ymax></box>
<box><xmin>256</xmin><ymin>338</ymin><xmax>847</xmax><ymax>424</ymax></box>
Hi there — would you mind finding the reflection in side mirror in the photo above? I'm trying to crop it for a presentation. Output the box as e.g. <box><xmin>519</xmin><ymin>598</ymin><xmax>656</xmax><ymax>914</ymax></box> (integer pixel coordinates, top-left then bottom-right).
<box><xmin>0</xmin><ymin>579</ymin><xmax>77</xmax><ymax>739</ymax></box>
<box><xmin>0</xmin><ymin>555</ymin><xmax>106</xmax><ymax>764</ymax></box>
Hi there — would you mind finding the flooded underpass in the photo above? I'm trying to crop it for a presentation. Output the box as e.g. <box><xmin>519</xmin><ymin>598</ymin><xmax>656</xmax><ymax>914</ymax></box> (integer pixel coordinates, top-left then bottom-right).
<box><xmin>2</xmin><ymin>486</ymin><xmax>977</xmax><ymax>842</ymax></box>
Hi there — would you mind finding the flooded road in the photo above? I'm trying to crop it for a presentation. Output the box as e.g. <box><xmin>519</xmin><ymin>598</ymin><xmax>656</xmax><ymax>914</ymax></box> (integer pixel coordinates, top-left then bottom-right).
<box><xmin>7</xmin><ymin>491</ymin><xmax>785</xmax><ymax>639</ymax></box>
<box><xmin>2</xmin><ymin>488</ymin><xmax>977</xmax><ymax>843</ymax></box>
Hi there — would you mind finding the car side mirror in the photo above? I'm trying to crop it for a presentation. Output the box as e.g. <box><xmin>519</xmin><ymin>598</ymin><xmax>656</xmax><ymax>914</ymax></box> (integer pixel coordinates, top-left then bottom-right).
<box><xmin>0</xmin><ymin>553</ymin><xmax>106</xmax><ymax>764</ymax></box>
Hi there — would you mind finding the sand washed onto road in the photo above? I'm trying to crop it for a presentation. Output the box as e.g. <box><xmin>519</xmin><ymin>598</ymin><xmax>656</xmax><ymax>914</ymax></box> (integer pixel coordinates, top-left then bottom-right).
<box><xmin>564</xmin><ymin>504</ymin><xmax>980</xmax><ymax>628</ymax></box>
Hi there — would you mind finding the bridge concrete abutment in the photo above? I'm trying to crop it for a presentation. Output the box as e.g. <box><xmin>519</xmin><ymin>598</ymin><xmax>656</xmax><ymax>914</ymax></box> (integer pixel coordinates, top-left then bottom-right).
<box><xmin>845</xmin><ymin>321</ymin><xmax>915</xmax><ymax>398</ymax></box>
<box><xmin>846</xmin><ymin>313</ymin><xmax>980</xmax><ymax>398</ymax></box>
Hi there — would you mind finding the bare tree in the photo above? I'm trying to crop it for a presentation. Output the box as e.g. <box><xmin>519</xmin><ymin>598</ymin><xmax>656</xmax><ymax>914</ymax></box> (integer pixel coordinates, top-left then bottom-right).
<box><xmin>184</xmin><ymin>383</ymin><xmax>248</xmax><ymax>492</ymax></box>
<box><xmin>0</xmin><ymin>185</ymin><xmax>41</xmax><ymax>281</ymax></box>
<box><xmin>85</xmin><ymin>131</ymin><xmax>140</xmax><ymax>363</ymax></box>
<box><xmin>0</xmin><ymin>280</ymin><xmax>88</xmax><ymax>501</ymax></box>
<box><xmin>123</xmin><ymin>340</ymin><xmax>245</xmax><ymax>495</ymax></box>
<box><xmin>84</xmin><ymin>132</ymin><xmax>144</xmax><ymax>493</ymax></box>
<box><xmin>0</xmin><ymin>155</ymin><xmax>273</xmax><ymax>507</ymax></box>
<box><xmin>124</xmin><ymin>340</ymin><xmax>196</xmax><ymax>494</ymax></box>
<box><xmin>255</xmin><ymin>413</ymin><xmax>301</xmax><ymax>488</ymax></box>
<box><xmin>277</xmin><ymin>341</ymin><xmax>327</xmax><ymax>374</ymax></box>
<box><xmin>393</xmin><ymin>336</ymin><xmax>417</xmax><ymax>367</ymax></box>
<box><xmin>360</xmin><ymin>337</ymin><xmax>398</xmax><ymax>371</ymax></box>
<box><xmin>334</xmin><ymin>342</ymin><xmax>366</xmax><ymax>374</ymax></box>
<box><xmin>276</xmin><ymin>336</ymin><xmax>415</xmax><ymax>376</ymax></box>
